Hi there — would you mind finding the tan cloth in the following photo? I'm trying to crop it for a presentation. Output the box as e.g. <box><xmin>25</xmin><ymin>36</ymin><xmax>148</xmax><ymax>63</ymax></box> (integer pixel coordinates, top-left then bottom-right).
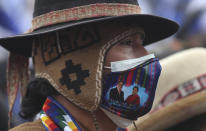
<box><xmin>9</xmin><ymin>120</ymin><xmax>45</xmax><ymax>131</ymax></box>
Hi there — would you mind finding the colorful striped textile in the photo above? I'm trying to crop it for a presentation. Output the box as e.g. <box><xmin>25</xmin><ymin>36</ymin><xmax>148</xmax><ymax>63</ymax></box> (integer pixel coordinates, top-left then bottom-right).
<box><xmin>40</xmin><ymin>96</ymin><xmax>81</xmax><ymax>131</ymax></box>
<box><xmin>118</xmin><ymin>128</ymin><xmax>129</xmax><ymax>131</ymax></box>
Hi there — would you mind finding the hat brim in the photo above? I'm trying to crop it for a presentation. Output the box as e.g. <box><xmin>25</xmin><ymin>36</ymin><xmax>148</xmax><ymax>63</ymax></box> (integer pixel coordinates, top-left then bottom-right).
<box><xmin>0</xmin><ymin>14</ymin><xmax>179</xmax><ymax>57</ymax></box>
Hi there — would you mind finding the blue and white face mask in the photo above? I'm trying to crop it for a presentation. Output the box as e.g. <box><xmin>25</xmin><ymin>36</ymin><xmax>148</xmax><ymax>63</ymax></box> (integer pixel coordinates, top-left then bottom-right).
<box><xmin>101</xmin><ymin>54</ymin><xmax>162</xmax><ymax>121</ymax></box>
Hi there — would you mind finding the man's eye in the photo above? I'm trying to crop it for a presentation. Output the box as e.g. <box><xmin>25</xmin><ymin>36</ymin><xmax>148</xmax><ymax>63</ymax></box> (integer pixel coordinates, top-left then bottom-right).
<box><xmin>136</xmin><ymin>32</ymin><xmax>145</xmax><ymax>40</ymax></box>
<box><xmin>140</xmin><ymin>33</ymin><xmax>145</xmax><ymax>40</ymax></box>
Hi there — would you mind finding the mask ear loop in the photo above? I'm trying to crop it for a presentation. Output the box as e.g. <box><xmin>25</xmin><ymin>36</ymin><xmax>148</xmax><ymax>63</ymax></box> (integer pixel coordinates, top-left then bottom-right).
<box><xmin>133</xmin><ymin>121</ymin><xmax>139</xmax><ymax>131</ymax></box>
<box><xmin>104</xmin><ymin>66</ymin><xmax>111</xmax><ymax>69</ymax></box>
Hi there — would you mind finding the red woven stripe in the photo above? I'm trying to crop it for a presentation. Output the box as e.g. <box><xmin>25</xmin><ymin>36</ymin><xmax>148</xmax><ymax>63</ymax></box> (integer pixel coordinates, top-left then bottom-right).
<box><xmin>126</xmin><ymin>69</ymin><xmax>134</xmax><ymax>86</ymax></box>
<box><xmin>30</xmin><ymin>3</ymin><xmax>141</xmax><ymax>32</ymax></box>
<box><xmin>43</xmin><ymin>99</ymin><xmax>51</xmax><ymax>111</ymax></box>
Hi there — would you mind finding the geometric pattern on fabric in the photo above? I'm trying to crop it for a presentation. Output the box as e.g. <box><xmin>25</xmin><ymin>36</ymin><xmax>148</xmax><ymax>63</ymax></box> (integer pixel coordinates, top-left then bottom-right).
<box><xmin>153</xmin><ymin>73</ymin><xmax>206</xmax><ymax>111</ymax></box>
<box><xmin>40</xmin><ymin>97</ymin><xmax>129</xmax><ymax>131</ymax></box>
<box><xmin>40</xmin><ymin>97</ymin><xmax>81</xmax><ymax>131</ymax></box>
<box><xmin>59</xmin><ymin>60</ymin><xmax>89</xmax><ymax>94</ymax></box>
<box><xmin>118</xmin><ymin>128</ymin><xmax>129</xmax><ymax>131</ymax></box>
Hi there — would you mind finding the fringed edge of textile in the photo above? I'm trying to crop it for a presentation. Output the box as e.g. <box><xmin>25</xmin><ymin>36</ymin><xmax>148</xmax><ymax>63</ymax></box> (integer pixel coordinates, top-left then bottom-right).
<box><xmin>7</xmin><ymin>53</ymin><xmax>29</xmax><ymax>128</ymax></box>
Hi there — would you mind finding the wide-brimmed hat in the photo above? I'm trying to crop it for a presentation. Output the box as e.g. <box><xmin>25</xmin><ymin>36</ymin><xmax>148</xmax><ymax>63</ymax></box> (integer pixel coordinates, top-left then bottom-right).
<box><xmin>0</xmin><ymin>0</ymin><xmax>179</xmax><ymax>57</ymax></box>
<box><xmin>128</xmin><ymin>47</ymin><xmax>206</xmax><ymax>131</ymax></box>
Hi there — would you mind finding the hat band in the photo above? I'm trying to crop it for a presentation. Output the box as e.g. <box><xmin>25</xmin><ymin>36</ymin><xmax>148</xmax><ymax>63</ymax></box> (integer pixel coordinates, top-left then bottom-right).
<box><xmin>31</xmin><ymin>3</ymin><xmax>141</xmax><ymax>31</ymax></box>
<box><xmin>153</xmin><ymin>73</ymin><xmax>206</xmax><ymax>111</ymax></box>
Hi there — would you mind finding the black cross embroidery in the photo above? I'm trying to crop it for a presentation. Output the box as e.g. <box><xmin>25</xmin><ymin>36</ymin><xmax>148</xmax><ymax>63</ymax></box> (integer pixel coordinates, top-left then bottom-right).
<box><xmin>59</xmin><ymin>60</ymin><xmax>89</xmax><ymax>94</ymax></box>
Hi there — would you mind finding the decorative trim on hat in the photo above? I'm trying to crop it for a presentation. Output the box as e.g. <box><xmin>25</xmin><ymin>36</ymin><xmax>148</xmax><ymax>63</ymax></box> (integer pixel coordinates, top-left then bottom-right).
<box><xmin>31</xmin><ymin>3</ymin><xmax>141</xmax><ymax>31</ymax></box>
<box><xmin>35</xmin><ymin>73</ymin><xmax>57</xmax><ymax>87</ymax></box>
<box><xmin>35</xmin><ymin>73</ymin><xmax>63</xmax><ymax>96</ymax></box>
<box><xmin>153</xmin><ymin>73</ymin><xmax>206</xmax><ymax>112</ymax></box>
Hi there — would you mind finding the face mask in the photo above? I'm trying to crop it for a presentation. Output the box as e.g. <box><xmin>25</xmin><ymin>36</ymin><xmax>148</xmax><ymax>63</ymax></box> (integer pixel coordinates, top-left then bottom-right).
<box><xmin>101</xmin><ymin>55</ymin><xmax>162</xmax><ymax>121</ymax></box>
<box><xmin>101</xmin><ymin>107</ymin><xmax>133</xmax><ymax>128</ymax></box>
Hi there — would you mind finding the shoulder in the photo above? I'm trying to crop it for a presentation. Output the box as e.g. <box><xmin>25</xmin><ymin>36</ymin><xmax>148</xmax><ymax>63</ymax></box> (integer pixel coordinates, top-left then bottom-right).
<box><xmin>135</xmin><ymin>94</ymin><xmax>140</xmax><ymax>98</ymax></box>
<box><xmin>9</xmin><ymin>120</ymin><xmax>45</xmax><ymax>131</ymax></box>
<box><xmin>126</xmin><ymin>95</ymin><xmax>131</xmax><ymax>100</ymax></box>
<box><xmin>127</xmin><ymin>95</ymin><xmax>132</xmax><ymax>98</ymax></box>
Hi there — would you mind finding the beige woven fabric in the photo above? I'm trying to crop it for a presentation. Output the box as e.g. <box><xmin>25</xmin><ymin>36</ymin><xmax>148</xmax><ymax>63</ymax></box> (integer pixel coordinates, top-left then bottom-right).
<box><xmin>9</xmin><ymin>120</ymin><xmax>45</xmax><ymax>131</ymax></box>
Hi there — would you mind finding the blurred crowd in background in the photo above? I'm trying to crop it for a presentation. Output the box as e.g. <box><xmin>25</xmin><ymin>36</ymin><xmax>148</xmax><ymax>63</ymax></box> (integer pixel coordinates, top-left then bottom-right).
<box><xmin>0</xmin><ymin>0</ymin><xmax>205</xmax><ymax>130</ymax></box>
<box><xmin>143</xmin><ymin>0</ymin><xmax>206</xmax><ymax>58</ymax></box>
<box><xmin>0</xmin><ymin>0</ymin><xmax>34</xmax><ymax>130</ymax></box>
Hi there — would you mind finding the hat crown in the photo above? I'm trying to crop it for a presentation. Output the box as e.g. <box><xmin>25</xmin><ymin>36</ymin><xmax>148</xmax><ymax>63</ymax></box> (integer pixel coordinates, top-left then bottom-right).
<box><xmin>33</xmin><ymin>0</ymin><xmax>139</xmax><ymax>17</ymax></box>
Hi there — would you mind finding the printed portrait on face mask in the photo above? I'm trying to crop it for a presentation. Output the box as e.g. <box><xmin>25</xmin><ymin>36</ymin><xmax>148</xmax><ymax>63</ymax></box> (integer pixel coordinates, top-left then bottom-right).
<box><xmin>101</xmin><ymin>36</ymin><xmax>162</xmax><ymax>120</ymax></box>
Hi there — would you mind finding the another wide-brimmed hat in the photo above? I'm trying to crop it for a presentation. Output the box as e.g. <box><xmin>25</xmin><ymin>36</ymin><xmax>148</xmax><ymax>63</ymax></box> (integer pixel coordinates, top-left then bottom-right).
<box><xmin>128</xmin><ymin>47</ymin><xmax>206</xmax><ymax>131</ymax></box>
<box><xmin>0</xmin><ymin>0</ymin><xmax>179</xmax><ymax>57</ymax></box>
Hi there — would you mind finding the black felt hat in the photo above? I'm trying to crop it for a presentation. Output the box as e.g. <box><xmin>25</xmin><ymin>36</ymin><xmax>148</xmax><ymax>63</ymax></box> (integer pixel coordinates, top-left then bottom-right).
<box><xmin>0</xmin><ymin>0</ymin><xmax>179</xmax><ymax>57</ymax></box>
